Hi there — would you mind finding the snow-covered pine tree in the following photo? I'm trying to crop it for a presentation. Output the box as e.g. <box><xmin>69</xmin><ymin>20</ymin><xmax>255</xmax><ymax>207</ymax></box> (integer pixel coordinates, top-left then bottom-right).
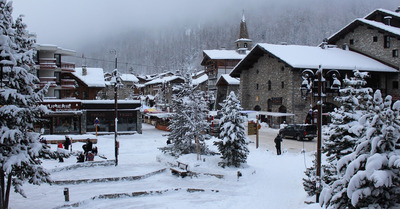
<box><xmin>321</xmin><ymin>90</ymin><xmax>400</xmax><ymax>208</ymax></box>
<box><xmin>165</xmin><ymin>75</ymin><xmax>209</xmax><ymax>156</ymax></box>
<box><xmin>303</xmin><ymin>70</ymin><xmax>371</xmax><ymax>196</ymax></box>
<box><xmin>214</xmin><ymin>91</ymin><xmax>249</xmax><ymax>168</ymax></box>
<box><xmin>0</xmin><ymin>2</ymin><xmax>59</xmax><ymax>208</ymax></box>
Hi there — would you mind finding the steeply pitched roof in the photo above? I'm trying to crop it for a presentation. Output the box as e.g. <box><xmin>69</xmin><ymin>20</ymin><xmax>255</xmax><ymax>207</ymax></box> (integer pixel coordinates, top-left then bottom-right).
<box><xmin>230</xmin><ymin>43</ymin><xmax>397</xmax><ymax>77</ymax></box>
<box><xmin>239</xmin><ymin>12</ymin><xmax>249</xmax><ymax>39</ymax></box>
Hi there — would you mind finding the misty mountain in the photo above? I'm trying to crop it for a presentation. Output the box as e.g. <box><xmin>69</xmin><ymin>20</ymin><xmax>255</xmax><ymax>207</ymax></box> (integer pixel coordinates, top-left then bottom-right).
<box><xmin>70</xmin><ymin>0</ymin><xmax>397</xmax><ymax>75</ymax></box>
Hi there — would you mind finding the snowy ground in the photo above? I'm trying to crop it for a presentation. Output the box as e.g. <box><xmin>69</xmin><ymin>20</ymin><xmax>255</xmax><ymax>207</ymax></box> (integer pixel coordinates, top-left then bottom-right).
<box><xmin>10</xmin><ymin>124</ymin><xmax>322</xmax><ymax>209</ymax></box>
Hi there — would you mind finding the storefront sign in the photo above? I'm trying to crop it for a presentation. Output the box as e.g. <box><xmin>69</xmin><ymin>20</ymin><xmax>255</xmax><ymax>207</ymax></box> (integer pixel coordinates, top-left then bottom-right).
<box><xmin>272</xmin><ymin>97</ymin><xmax>282</xmax><ymax>105</ymax></box>
<box><xmin>41</xmin><ymin>102</ymin><xmax>81</xmax><ymax>111</ymax></box>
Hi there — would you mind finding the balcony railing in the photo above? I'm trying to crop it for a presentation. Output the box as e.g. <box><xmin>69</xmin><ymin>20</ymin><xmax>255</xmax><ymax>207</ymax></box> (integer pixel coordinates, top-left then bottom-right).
<box><xmin>61</xmin><ymin>62</ymin><xmax>75</xmax><ymax>72</ymax></box>
<box><xmin>39</xmin><ymin>58</ymin><xmax>57</xmax><ymax>69</ymax></box>
<box><xmin>39</xmin><ymin>77</ymin><xmax>57</xmax><ymax>87</ymax></box>
<box><xmin>61</xmin><ymin>79</ymin><xmax>76</xmax><ymax>89</ymax></box>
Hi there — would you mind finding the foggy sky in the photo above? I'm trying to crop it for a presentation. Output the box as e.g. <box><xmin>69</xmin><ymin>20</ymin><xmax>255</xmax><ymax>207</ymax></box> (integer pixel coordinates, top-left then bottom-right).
<box><xmin>11</xmin><ymin>0</ymin><xmax>398</xmax><ymax>51</ymax></box>
<box><xmin>11</xmin><ymin>0</ymin><xmax>252</xmax><ymax>49</ymax></box>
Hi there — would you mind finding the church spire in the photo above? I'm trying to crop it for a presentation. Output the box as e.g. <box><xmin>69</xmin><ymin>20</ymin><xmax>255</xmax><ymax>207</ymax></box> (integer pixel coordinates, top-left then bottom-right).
<box><xmin>236</xmin><ymin>10</ymin><xmax>252</xmax><ymax>52</ymax></box>
<box><xmin>239</xmin><ymin>10</ymin><xmax>249</xmax><ymax>39</ymax></box>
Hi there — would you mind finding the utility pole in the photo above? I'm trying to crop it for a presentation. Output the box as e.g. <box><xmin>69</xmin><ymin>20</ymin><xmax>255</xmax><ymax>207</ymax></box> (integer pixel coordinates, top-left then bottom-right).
<box><xmin>111</xmin><ymin>49</ymin><xmax>119</xmax><ymax>166</ymax></box>
<box><xmin>316</xmin><ymin>65</ymin><xmax>323</xmax><ymax>203</ymax></box>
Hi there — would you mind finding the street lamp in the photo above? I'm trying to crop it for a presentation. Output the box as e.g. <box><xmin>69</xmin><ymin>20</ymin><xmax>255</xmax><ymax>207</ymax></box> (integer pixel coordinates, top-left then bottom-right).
<box><xmin>110</xmin><ymin>49</ymin><xmax>119</xmax><ymax>166</ymax></box>
<box><xmin>300</xmin><ymin>66</ymin><xmax>340</xmax><ymax>203</ymax></box>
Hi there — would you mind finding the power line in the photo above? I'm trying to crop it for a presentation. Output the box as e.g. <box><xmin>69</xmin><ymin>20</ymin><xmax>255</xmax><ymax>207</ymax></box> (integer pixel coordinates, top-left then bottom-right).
<box><xmin>72</xmin><ymin>55</ymin><xmax>167</xmax><ymax>69</ymax></box>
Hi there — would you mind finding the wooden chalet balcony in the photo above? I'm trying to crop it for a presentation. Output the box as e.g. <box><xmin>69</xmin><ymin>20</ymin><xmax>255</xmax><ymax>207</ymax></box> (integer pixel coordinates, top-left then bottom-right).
<box><xmin>60</xmin><ymin>79</ymin><xmax>76</xmax><ymax>89</ymax></box>
<box><xmin>61</xmin><ymin>62</ymin><xmax>75</xmax><ymax>72</ymax></box>
<box><xmin>39</xmin><ymin>77</ymin><xmax>57</xmax><ymax>87</ymax></box>
<box><xmin>39</xmin><ymin>58</ymin><xmax>57</xmax><ymax>69</ymax></box>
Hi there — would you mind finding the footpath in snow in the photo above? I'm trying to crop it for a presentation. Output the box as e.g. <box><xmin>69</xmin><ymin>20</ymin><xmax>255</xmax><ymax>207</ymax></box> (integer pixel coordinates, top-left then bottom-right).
<box><xmin>10</xmin><ymin>124</ymin><xmax>321</xmax><ymax>209</ymax></box>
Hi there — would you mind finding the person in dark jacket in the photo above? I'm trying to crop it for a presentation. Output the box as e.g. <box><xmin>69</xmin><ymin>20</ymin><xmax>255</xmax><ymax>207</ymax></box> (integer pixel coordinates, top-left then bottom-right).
<box><xmin>274</xmin><ymin>134</ymin><xmax>283</xmax><ymax>155</ymax></box>
<box><xmin>64</xmin><ymin>136</ymin><xmax>71</xmax><ymax>150</ymax></box>
<box><xmin>82</xmin><ymin>139</ymin><xmax>93</xmax><ymax>154</ymax></box>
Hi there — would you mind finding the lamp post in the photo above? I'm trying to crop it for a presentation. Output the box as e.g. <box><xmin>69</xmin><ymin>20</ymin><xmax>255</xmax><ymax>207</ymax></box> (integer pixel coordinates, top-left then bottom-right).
<box><xmin>301</xmin><ymin>66</ymin><xmax>341</xmax><ymax>203</ymax></box>
<box><xmin>110</xmin><ymin>49</ymin><xmax>119</xmax><ymax>166</ymax></box>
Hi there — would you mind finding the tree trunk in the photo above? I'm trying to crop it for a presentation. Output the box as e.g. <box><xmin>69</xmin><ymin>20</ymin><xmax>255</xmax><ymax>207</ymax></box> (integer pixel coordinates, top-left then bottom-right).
<box><xmin>4</xmin><ymin>174</ymin><xmax>11</xmax><ymax>209</ymax></box>
<box><xmin>0</xmin><ymin>170</ymin><xmax>4</xmax><ymax>209</ymax></box>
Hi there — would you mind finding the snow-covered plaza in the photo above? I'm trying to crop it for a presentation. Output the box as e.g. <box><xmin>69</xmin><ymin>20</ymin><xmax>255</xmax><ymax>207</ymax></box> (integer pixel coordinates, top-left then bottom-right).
<box><xmin>10</xmin><ymin>124</ymin><xmax>321</xmax><ymax>209</ymax></box>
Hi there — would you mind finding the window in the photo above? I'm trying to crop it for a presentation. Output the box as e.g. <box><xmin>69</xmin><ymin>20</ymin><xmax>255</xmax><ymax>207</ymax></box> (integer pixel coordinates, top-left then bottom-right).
<box><xmin>256</xmin><ymin>84</ymin><xmax>259</xmax><ymax>90</ymax></box>
<box><xmin>55</xmin><ymin>72</ymin><xmax>61</xmax><ymax>84</ymax></box>
<box><xmin>256</xmin><ymin>69</ymin><xmax>259</xmax><ymax>74</ymax></box>
<box><xmin>373</xmin><ymin>36</ymin><xmax>378</xmax><ymax>42</ymax></box>
<box><xmin>393</xmin><ymin>49</ymin><xmax>398</xmax><ymax>57</ymax></box>
<box><xmin>281</xmin><ymin>81</ymin><xmax>285</xmax><ymax>89</ymax></box>
<box><xmin>54</xmin><ymin>54</ymin><xmax>61</xmax><ymax>67</ymax></box>
<box><xmin>54</xmin><ymin>90</ymin><xmax>60</xmax><ymax>99</ymax></box>
<box><xmin>393</xmin><ymin>81</ymin><xmax>399</xmax><ymax>89</ymax></box>
<box><xmin>255</xmin><ymin>96</ymin><xmax>259</xmax><ymax>102</ymax></box>
<box><xmin>349</xmin><ymin>39</ymin><xmax>354</xmax><ymax>45</ymax></box>
<box><xmin>384</xmin><ymin>36</ymin><xmax>390</xmax><ymax>48</ymax></box>
<box><xmin>268</xmin><ymin>80</ymin><xmax>272</xmax><ymax>91</ymax></box>
<box><xmin>281</xmin><ymin>66</ymin><xmax>284</xmax><ymax>71</ymax></box>
<box><xmin>244</xmin><ymin>43</ymin><xmax>248</xmax><ymax>48</ymax></box>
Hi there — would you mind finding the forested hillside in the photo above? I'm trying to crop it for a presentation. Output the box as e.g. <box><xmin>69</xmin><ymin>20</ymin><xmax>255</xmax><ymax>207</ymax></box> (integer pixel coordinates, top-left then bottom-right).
<box><xmin>71</xmin><ymin>0</ymin><xmax>397</xmax><ymax>75</ymax></box>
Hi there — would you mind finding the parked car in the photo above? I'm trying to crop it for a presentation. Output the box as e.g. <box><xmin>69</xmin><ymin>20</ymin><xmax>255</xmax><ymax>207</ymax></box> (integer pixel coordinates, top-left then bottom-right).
<box><xmin>279</xmin><ymin>124</ymin><xmax>317</xmax><ymax>141</ymax></box>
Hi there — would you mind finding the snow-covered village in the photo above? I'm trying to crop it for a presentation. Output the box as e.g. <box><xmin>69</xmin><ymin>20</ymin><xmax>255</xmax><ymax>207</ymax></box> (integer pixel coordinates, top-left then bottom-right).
<box><xmin>1</xmin><ymin>0</ymin><xmax>400</xmax><ymax>208</ymax></box>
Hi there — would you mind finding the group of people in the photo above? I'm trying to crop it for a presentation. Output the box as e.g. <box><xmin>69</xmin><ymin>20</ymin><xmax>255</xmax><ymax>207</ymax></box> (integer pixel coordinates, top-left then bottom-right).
<box><xmin>77</xmin><ymin>139</ymin><xmax>98</xmax><ymax>162</ymax></box>
<box><xmin>53</xmin><ymin>137</ymin><xmax>97</xmax><ymax>163</ymax></box>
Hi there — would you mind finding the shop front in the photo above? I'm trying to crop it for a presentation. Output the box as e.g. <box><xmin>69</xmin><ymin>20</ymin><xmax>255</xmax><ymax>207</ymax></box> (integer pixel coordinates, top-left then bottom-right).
<box><xmin>39</xmin><ymin>100</ymin><xmax>85</xmax><ymax>135</ymax></box>
<box><xmin>82</xmin><ymin>100</ymin><xmax>142</xmax><ymax>134</ymax></box>
<box><xmin>39</xmin><ymin>100</ymin><xmax>142</xmax><ymax>135</ymax></box>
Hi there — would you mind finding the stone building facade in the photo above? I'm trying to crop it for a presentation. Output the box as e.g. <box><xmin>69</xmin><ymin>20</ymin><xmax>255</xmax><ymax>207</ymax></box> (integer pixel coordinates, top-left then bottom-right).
<box><xmin>327</xmin><ymin>9</ymin><xmax>400</xmax><ymax>100</ymax></box>
<box><xmin>231</xmin><ymin>43</ymin><xmax>397</xmax><ymax>125</ymax></box>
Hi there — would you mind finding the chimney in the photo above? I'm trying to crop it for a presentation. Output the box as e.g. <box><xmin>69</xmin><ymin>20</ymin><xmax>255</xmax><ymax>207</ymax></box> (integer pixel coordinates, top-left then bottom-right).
<box><xmin>320</xmin><ymin>38</ymin><xmax>328</xmax><ymax>49</ymax></box>
<box><xmin>82</xmin><ymin>65</ymin><xmax>87</xmax><ymax>76</ymax></box>
<box><xmin>384</xmin><ymin>16</ymin><xmax>392</xmax><ymax>26</ymax></box>
<box><xmin>396</xmin><ymin>6</ymin><xmax>400</xmax><ymax>13</ymax></box>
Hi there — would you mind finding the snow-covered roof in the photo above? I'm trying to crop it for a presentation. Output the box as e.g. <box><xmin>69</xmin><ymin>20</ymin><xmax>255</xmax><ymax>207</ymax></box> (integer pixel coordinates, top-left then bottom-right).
<box><xmin>328</xmin><ymin>18</ymin><xmax>400</xmax><ymax>42</ymax></box>
<box><xmin>73</xmin><ymin>67</ymin><xmax>106</xmax><ymax>88</ymax></box>
<box><xmin>192</xmin><ymin>74</ymin><xmax>208</xmax><ymax>85</ymax></box>
<box><xmin>357</xmin><ymin>18</ymin><xmax>400</xmax><ymax>36</ymax></box>
<box><xmin>81</xmin><ymin>100</ymin><xmax>140</xmax><ymax>104</ymax></box>
<box><xmin>235</xmin><ymin>38</ymin><xmax>252</xmax><ymax>42</ymax></box>
<box><xmin>217</xmin><ymin>74</ymin><xmax>240</xmax><ymax>85</ymax></box>
<box><xmin>364</xmin><ymin>8</ymin><xmax>400</xmax><ymax>19</ymax></box>
<box><xmin>35</xmin><ymin>43</ymin><xmax>76</xmax><ymax>56</ymax></box>
<box><xmin>144</xmin><ymin>75</ymin><xmax>183</xmax><ymax>86</ymax></box>
<box><xmin>256</xmin><ymin>43</ymin><xmax>397</xmax><ymax>72</ymax></box>
<box><xmin>203</xmin><ymin>49</ymin><xmax>248</xmax><ymax>60</ymax></box>
<box><xmin>120</xmin><ymin>74</ymin><xmax>139</xmax><ymax>83</ymax></box>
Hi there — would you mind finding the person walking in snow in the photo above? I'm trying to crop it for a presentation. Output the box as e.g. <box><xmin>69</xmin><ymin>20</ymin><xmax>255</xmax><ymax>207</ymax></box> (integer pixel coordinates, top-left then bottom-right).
<box><xmin>274</xmin><ymin>133</ymin><xmax>283</xmax><ymax>155</ymax></box>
